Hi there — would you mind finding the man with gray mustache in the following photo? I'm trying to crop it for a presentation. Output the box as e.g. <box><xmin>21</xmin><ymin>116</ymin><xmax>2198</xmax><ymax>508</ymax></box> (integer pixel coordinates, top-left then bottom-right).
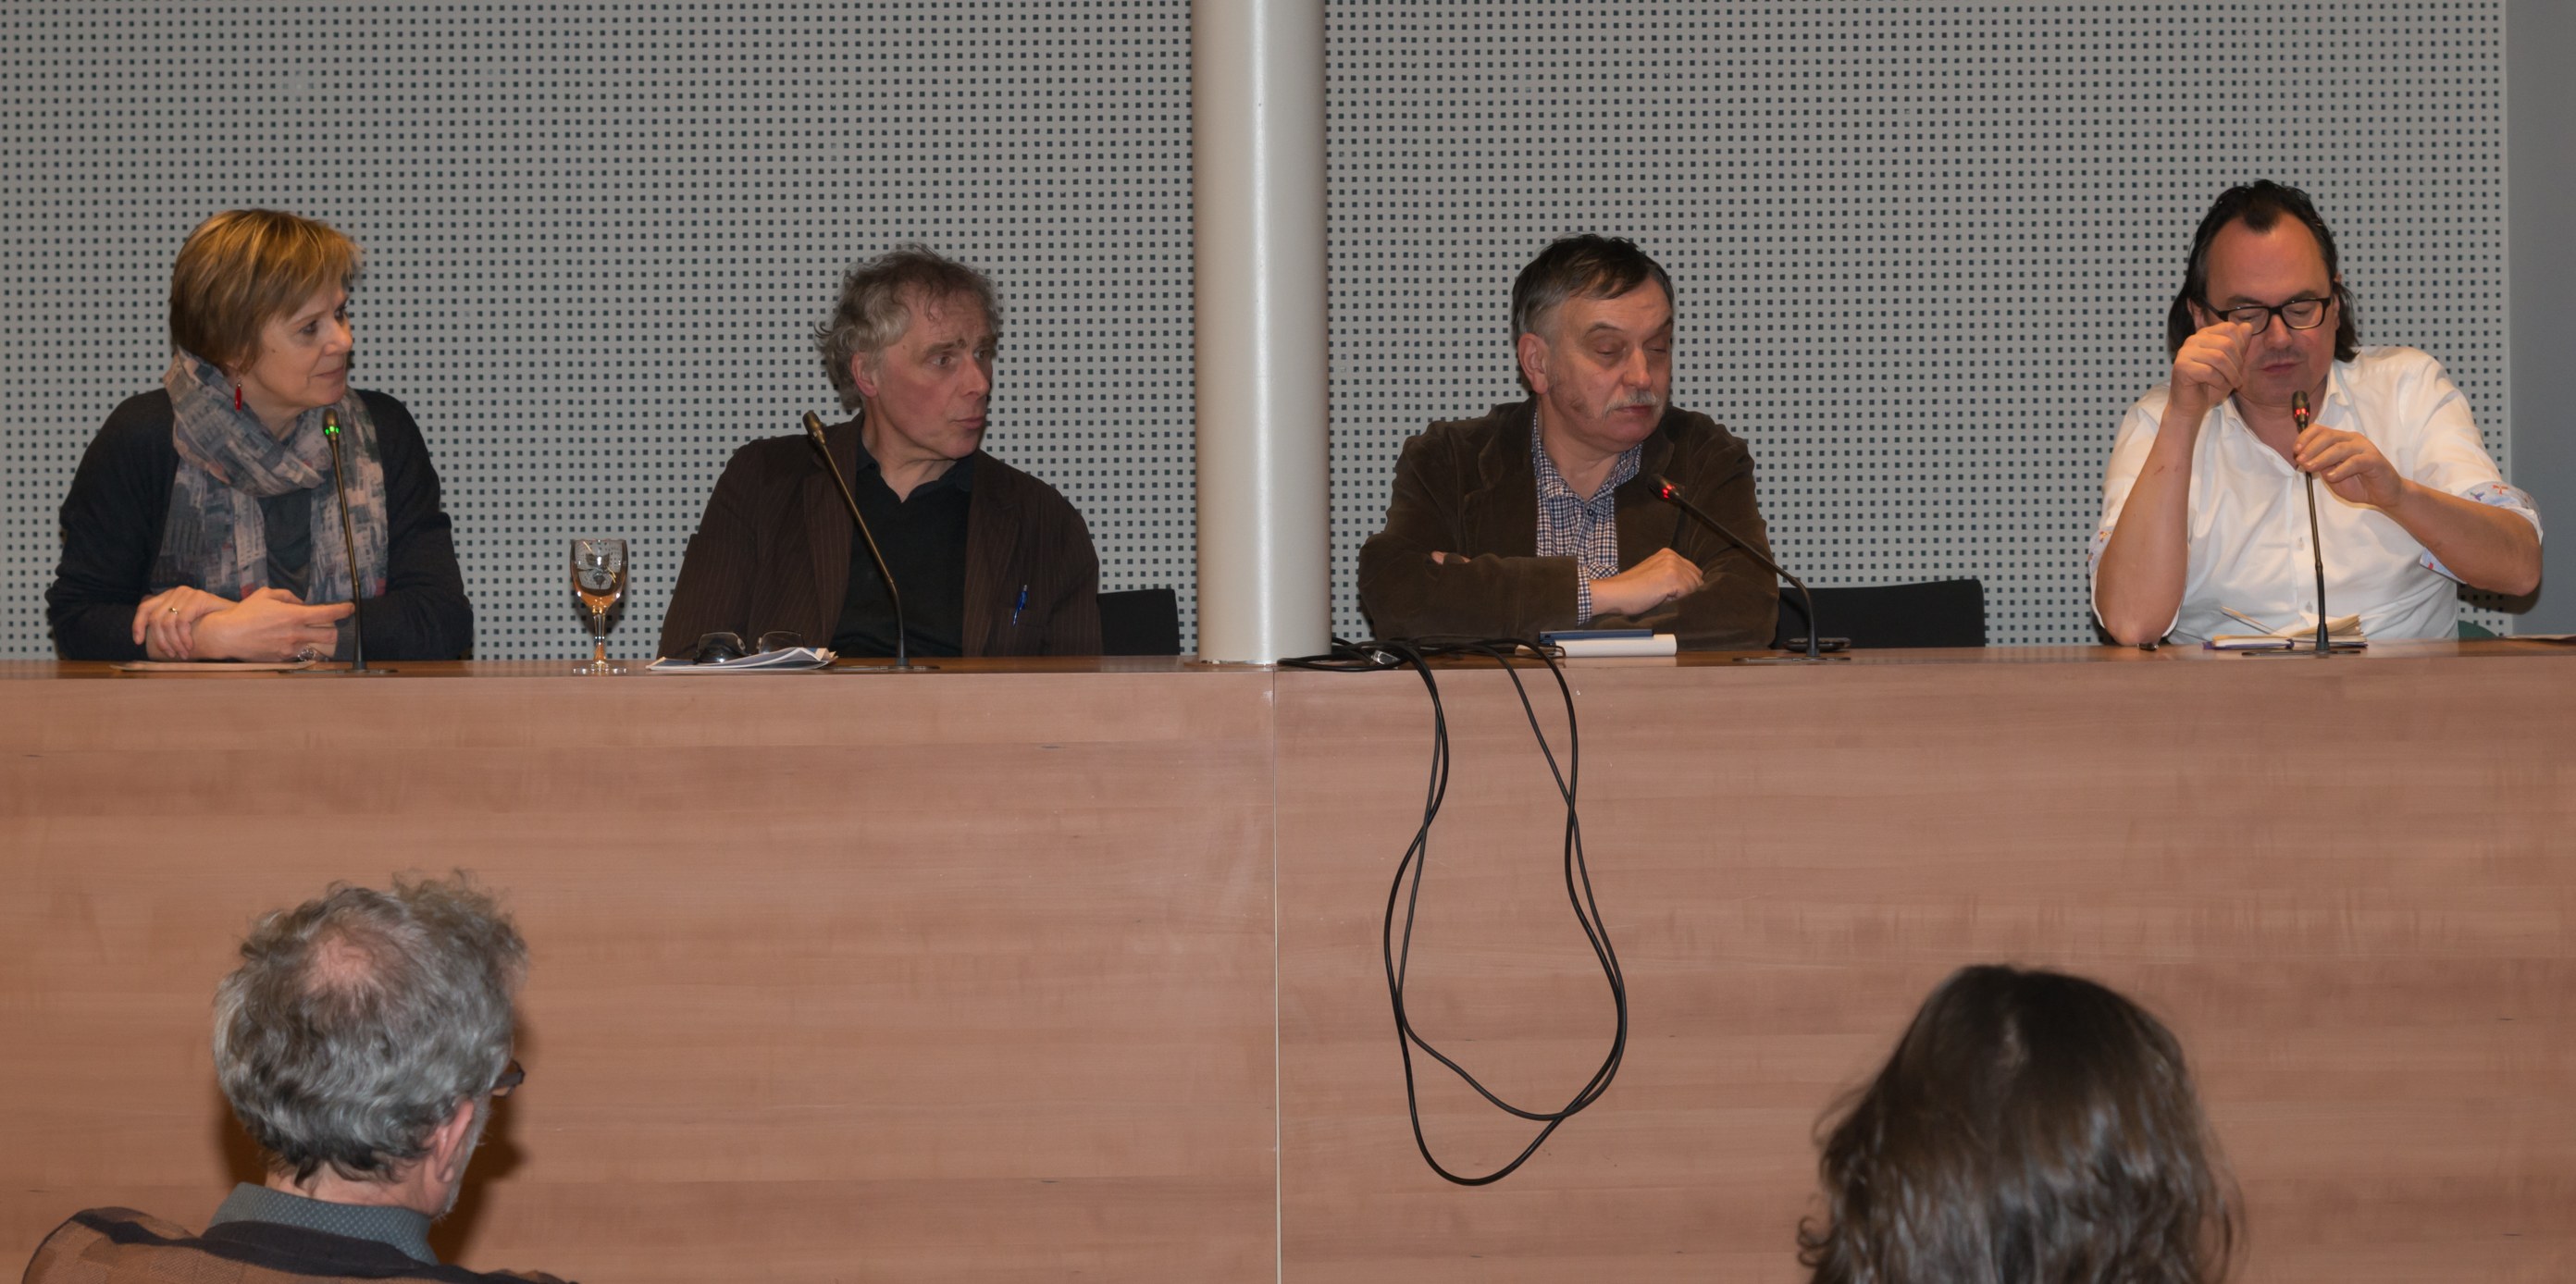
<box><xmin>1358</xmin><ymin>234</ymin><xmax>1780</xmax><ymax>648</ymax></box>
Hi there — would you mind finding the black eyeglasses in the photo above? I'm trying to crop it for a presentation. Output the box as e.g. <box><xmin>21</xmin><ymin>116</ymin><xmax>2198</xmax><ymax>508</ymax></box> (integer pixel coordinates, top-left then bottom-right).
<box><xmin>489</xmin><ymin>1058</ymin><xmax>525</xmax><ymax>1100</ymax></box>
<box><xmin>2203</xmin><ymin>295</ymin><xmax>2332</xmax><ymax>335</ymax></box>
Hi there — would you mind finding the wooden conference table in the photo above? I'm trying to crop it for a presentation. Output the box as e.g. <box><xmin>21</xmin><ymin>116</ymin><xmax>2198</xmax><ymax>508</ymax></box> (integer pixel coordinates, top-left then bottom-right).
<box><xmin>2</xmin><ymin>643</ymin><xmax>2570</xmax><ymax>1282</ymax></box>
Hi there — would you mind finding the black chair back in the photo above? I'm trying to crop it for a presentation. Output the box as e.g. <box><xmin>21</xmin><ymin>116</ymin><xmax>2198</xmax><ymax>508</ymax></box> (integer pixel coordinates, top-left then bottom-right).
<box><xmin>1097</xmin><ymin>587</ymin><xmax>1182</xmax><ymax>656</ymax></box>
<box><xmin>1772</xmin><ymin>578</ymin><xmax>1987</xmax><ymax>649</ymax></box>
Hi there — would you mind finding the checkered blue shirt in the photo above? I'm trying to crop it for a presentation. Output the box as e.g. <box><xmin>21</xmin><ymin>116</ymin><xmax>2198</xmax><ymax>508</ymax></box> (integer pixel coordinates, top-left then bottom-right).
<box><xmin>1531</xmin><ymin>415</ymin><xmax>1641</xmax><ymax>623</ymax></box>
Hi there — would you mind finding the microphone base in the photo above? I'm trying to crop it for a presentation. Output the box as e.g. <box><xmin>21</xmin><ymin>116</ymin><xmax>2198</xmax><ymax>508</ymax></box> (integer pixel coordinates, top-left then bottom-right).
<box><xmin>2238</xmin><ymin>648</ymin><xmax>2345</xmax><ymax>659</ymax></box>
<box><xmin>827</xmin><ymin>662</ymin><xmax>940</xmax><ymax>673</ymax></box>
<box><xmin>283</xmin><ymin>665</ymin><xmax>400</xmax><ymax>677</ymax></box>
<box><xmin>1732</xmin><ymin>653</ymin><xmax>1852</xmax><ymax>664</ymax></box>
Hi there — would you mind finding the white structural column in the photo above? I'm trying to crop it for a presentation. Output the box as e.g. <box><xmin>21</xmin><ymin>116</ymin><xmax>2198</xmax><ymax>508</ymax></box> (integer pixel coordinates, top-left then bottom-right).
<box><xmin>1192</xmin><ymin>0</ymin><xmax>1331</xmax><ymax>662</ymax></box>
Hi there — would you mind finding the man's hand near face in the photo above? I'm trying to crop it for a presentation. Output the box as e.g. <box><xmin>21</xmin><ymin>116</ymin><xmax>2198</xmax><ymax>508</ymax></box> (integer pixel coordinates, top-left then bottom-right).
<box><xmin>2165</xmin><ymin>319</ymin><xmax>2254</xmax><ymax>429</ymax></box>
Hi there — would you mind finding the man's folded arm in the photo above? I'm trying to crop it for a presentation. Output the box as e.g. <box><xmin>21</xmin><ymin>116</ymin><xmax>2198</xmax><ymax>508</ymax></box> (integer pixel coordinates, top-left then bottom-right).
<box><xmin>1591</xmin><ymin>547</ymin><xmax>1776</xmax><ymax>649</ymax></box>
<box><xmin>1592</xmin><ymin>453</ymin><xmax>1777</xmax><ymax>649</ymax></box>
<box><xmin>1357</xmin><ymin>437</ymin><xmax>1582</xmax><ymax>642</ymax></box>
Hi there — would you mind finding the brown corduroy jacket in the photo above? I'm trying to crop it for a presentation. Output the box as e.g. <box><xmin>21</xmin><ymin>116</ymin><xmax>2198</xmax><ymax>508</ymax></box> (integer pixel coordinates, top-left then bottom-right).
<box><xmin>25</xmin><ymin>1208</ymin><xmax>565</xmax><ymax>1284</ymax></box>
<box><xmin>657</xmin><ymin>417</ymin><xmax>1100</xmax><ymax>659</ymax></box>
<box><xmin>1356</xmin><ymin>400</ymin><xmax>1779</xmax><ymax>649</ymax></box>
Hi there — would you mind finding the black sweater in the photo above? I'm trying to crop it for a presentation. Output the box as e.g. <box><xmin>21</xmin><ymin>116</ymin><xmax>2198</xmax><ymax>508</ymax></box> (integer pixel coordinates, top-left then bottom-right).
<box><xmin>45</xmin><ymin>389</ymin><xmax>474</xmax><ymax>661</ymax></box>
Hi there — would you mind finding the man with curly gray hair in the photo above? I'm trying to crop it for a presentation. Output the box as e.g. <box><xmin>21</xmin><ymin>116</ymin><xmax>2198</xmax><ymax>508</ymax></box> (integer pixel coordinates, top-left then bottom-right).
<box><xmin>23</xmin><ymin>875</ymin><xmax>568</xmax><ymax>1284</ymax></box>
<box><xmin>659</xmin><ymin>244</ymin><xmax>1101</xmax><ymax>660</ymax></box>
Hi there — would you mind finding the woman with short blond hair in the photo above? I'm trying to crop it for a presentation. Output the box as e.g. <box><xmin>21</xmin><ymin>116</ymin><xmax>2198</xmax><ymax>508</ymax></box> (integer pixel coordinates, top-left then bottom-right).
<box><xmin>46</xmin><ymin>209</ymin><xmax>470</xmax><ymax>661</ymax></box>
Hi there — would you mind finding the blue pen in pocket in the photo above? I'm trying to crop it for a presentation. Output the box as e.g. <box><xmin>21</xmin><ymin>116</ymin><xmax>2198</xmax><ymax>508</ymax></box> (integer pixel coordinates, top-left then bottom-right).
<box><xmin>1011</xmin><ymin>584</ymin><xmax>1029</xmax><ymax>626</ymax></box>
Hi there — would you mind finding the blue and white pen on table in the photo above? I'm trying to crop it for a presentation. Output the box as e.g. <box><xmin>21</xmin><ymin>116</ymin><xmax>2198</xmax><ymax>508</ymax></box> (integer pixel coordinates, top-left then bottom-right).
<box><xmin>1011</xmin><ymin>584</ymin><xmax>1029</xmax><ymax>626</ymax></box>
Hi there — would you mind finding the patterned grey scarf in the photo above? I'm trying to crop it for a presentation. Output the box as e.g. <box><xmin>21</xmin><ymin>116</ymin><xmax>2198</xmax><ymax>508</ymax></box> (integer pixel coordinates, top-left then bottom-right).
<box><xmin>153</xmin><ymin>352</ymin><xmax>390</xmax><ymax>604</ymax></box>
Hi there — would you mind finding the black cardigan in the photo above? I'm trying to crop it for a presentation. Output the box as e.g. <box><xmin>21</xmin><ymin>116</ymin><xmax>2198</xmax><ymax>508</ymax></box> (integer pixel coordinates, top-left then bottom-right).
<box><xmin>45</xmin><ymin>389</ymin><xmax>474</xmax><ymax>661</ymax></box>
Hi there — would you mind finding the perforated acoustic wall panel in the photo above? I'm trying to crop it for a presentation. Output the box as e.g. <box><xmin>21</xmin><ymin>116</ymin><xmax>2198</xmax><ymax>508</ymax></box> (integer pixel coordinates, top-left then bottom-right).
<box><xmin>1</xmin><ymin>2</ymin><xmax>1195</xmax><ymax>660</ymax></box>
<box><xmin>1</xmin><ymin>3</ymin><xmax>2515</xmax><ymax>657</ymax></box>
<box><xmin>1324</xmin><ymin>2</ymin><xmax>2511</xmax><ymax>644</ymax></box>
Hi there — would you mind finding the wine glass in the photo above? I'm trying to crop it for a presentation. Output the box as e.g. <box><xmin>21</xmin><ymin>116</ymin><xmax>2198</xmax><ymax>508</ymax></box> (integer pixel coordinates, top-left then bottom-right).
<box><xmin>570</xmin><ymin>538</ymin><xmax>628</xmax><ymax>673</ymax></box>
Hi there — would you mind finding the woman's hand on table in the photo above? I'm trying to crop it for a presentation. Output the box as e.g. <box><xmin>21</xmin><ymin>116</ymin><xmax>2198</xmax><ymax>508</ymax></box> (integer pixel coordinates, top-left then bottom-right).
<box><xmin>132</xmin><ymin>586</ymin><xmax>235</xmax><ymax>659</ymax></box>
<box><xmin>139</xmin><ymin>586</ymin><xmax>353</xmax><ymax>661</ymax></box>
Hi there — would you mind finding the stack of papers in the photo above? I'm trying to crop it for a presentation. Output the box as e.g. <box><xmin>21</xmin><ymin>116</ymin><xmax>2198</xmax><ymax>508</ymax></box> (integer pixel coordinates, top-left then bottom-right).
<box><xmin>2207</xmin><ymin>609</ymin><xmax>2366</xmax><ymax>652</ymax></box>
<box><xmin>109</xmin><ymin>660</ymin><xmax>317</xmax><ymax>672</ymax></box>
<box><xmin>644</xmin><ymin>647</ymin><xmax>836</xmax><ymax>673</ymax></box>
<box><xmin>1538</xmin><ymin>629</ymin><xmax>1678</xmax><ymax>659</ymax></box>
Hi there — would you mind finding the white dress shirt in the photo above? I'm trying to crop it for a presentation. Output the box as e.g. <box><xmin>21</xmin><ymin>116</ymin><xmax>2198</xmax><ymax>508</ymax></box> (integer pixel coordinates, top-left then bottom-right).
<box><xmin>2092</xmin><ymin>346</ymin><xmax>2541</xmax><ymax>644</ymax></box>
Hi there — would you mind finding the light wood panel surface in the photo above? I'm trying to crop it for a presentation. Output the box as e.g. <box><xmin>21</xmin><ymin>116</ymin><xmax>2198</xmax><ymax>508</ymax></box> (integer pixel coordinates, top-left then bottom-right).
<box><xmin>1273</xmin><ymin>648</ymin><xmax>2576</xmax><ymax>1284</ymax></box>
<box><xmin>5</xmin><ymin>647</ymin><xmax>2572</xmax><ymax>1282</ymax></box>
<box><xmin>0</xmin><ymin>664</ymin><xmax>1279</xmax><ymax>1283</ymax></box>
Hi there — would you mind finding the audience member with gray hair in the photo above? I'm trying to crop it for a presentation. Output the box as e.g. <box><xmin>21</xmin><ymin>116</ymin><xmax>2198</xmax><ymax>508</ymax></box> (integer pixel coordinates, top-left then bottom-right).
<box><xmin>658</xmin><ymin>243</ymin><xmax>1100</xmax><ymax>660</ymax></box>
<box><xmin>23</xmin><ymin>875</ymin><xmax>567</xmax><ymax>1284</ymax></box>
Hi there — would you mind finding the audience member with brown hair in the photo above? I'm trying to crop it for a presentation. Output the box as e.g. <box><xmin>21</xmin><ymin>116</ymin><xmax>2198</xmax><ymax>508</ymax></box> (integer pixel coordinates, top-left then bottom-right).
<box><xmin>1800</xmin><ymin>965</ymin><xmax>2238</xmax><ymax>1284</ymax></box>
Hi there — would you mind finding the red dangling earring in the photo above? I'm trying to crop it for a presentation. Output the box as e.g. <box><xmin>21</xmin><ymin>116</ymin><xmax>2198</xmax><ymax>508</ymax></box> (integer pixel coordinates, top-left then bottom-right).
<box><xmin>232</xmin><ymin>384</ymin><xmax>243</xmax><ymax>411</ymax></box>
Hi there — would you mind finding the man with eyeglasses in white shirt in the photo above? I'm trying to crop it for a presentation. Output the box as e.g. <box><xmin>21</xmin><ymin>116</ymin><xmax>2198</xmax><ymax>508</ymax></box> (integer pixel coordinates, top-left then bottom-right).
<box><xmin>2092</xmin><ymin>180</ymin><xmax>2541</xmax><ymax>646</ymax></box>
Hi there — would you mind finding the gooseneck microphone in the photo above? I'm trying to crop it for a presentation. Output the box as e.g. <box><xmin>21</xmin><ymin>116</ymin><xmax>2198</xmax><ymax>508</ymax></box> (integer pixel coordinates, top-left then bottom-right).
<box><xmin>313</xmin><ymin>409</ymin><xmax>390</xmax><ymax>675</ymax></box>
<box><xmin>1653</xmin><ymin>475</ymin><xmax>1833</xmax><ymax>661</ymax></box>
<box><xmin>802</xmin><ymin>410</ymin><xmax>913</xmax><ymax>671</ymax></box>
<box><xmin>2292</xmin><ymin>390</ymin><xmax>2332</xmax><ymax>658</ymax></box>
